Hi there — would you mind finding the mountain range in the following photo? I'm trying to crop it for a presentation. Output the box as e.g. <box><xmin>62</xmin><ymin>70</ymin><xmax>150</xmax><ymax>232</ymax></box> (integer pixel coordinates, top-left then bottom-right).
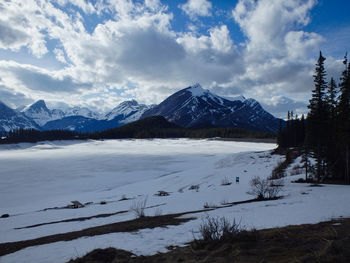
<box><xmin>0</xmin><ymin>84</ymin><xmax>281</xmax><ymax>133</ymax></box>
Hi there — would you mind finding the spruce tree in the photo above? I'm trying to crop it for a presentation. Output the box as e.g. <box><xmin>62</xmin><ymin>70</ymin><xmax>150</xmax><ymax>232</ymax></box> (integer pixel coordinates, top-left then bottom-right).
<box><xmin>306</xmin><ymin>51</ymin><xmax>328</xmax><ymax>181</ymax></box>
<box><xmin>337</xmin><ymin>54</ymin><xmax>350</xmax><ymax>183</ymax></box>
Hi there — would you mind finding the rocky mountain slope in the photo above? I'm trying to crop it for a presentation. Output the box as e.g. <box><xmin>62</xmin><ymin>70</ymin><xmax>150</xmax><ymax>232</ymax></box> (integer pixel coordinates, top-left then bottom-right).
<box><xmin>0</xmin><ymin>101</ymin><xmax>39</xmax><ymax>132</ymax></box>
<box><xmin>142</xmin><ymin>84</ymin><xmax>280</xmax><ymax>133</ymax></box>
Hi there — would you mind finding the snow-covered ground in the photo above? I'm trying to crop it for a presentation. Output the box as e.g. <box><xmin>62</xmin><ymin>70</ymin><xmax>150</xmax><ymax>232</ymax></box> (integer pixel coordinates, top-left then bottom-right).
<box><xmin>0</xmin><ymin>139</ymin><xmax>349</xmax><ymax>263</ymax></box>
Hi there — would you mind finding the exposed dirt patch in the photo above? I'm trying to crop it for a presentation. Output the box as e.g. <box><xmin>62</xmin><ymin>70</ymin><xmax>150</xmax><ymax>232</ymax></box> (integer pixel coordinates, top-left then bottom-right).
<box><xmin>14</xmin><ymin>209</ymin><xmax>129</xmax><ymax>230</ymax></box>
<box><xmin>68</xmin><ymin>218</ymin><xmax>350</xmax><ymax>263</ymax></box>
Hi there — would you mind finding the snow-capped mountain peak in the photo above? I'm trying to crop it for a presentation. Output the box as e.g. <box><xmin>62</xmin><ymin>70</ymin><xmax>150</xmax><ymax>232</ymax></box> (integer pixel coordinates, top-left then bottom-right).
<box><xmin>23</xmin><ymin>100</ymin><xmax>64</xmax><ymax>126</ymax></box>
<box><xmin>105</xmin><ymin>100</ymin><xmax>150</xmax><ymax>123</ymax></box>
<box><xmin>63</xmin><ymin>106</ymin><xmax>102</xmax><ymax>120</ymax></box>
<box><xmin>224</xmin><ymin>95</ymin><xmax>246</xmax><ymax>102</ymax></box>
<box><xmin>24</xmin><ymin>100</ymin><xmax>49</xmax><ymax>113</ymax></box>
<box><xmin>185</xmin><ymin>83</ymin><xmax>209</xmax><ymax>97</ymax></box>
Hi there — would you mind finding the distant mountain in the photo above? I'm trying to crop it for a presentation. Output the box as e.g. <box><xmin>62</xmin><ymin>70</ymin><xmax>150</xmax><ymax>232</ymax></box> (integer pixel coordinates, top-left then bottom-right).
<box><xmin>62</xmin><ymin>106</ymin><xmax>103</xmax><ymax>120</ymax></box>
<box><xmin>41</xmin><ymin>100</ymin><xmax>151</xmax><ymax>132</ymax></box>
<box><xmin>1</xmin><ymin>84</ymin><xmax>281</xmax><ymax>133</ymax></box>
<box><xmin>23</xmin><ymin>100</ymin><xmax>65</xmax><ymax>126</ymax></box>
<box><xmin>23</xmin><ymin>100</ymin><xmax>103</xmax><ymax>126</ymax></box>
<box><xmin>105</xmin><ymin>100</ymin><xmax>150</xmax><ymax>123</ymax></box>
<box><xmin>142</xmin><ymin>84</ymin><xmax>281</xmax><ymax>133</ymax></box>
<box><xmin>0</xmin><ymin>101</ymin><xmax>39</xmax><ymax>132</ymax></box>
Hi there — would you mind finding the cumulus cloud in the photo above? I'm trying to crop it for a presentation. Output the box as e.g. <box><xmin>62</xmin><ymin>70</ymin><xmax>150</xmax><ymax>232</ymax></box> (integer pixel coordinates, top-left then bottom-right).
<box><xmin>261</xmin><ymin>96</ymin><xmax>308</xmax><ymax>118</ymax></box>
<box><xmin>233</xmin><ymin>0</ymin><xmax>319</xmax><ymax>55</ymax></box>
<box><xmin>0</xmin><ymin>0</ymin><xmax>345</xmax><ymax>117</ymax></box>
<box><xmin>179</xmin><ymin>0</ymin><xmax>212</xmax><ymax>19</ymax></box>
<box><xmin>0</xmin><ymin>61</ymin><xmax>91</xmax><ymax>94</ymax></box>
<box><xmin>53</xmin><ymin>48</ymin><xmax>68</xmax><ymax>64</ymax></box>
<box><xmin>0</xmin><ymin>21</ymin><xmax>29</xmax><ymax>50</ymax></box>
<box><xmin>227</xmin><ymin>0</ymin><xmax>330</xmax><ymax>109</ymax></box>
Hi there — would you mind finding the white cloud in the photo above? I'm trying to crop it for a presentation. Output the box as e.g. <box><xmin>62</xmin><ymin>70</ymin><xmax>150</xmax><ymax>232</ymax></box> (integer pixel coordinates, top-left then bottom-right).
<box><xmin>0</xmin><ymin>20</ymin><xmax>29</xmax><ymax>51</ymax></box>
<box><xmin>144</xmin><ymin>0</ymin><xmax>162</xmax><ymax>11</ymax></box>
<box><xmin>233</xmin><ymin>0</ymin><xmax>320</xmax><ymax>56</ymax></box>
<box><xmin>0</xmin><ymin>0</ymin><xmax>345</xmax><ymax>118</ymax></box>
<box><xmin>179</xmin><ymin>0</ymin><xmax>212</xmax><ymax>19</ymax></box>
<box><xmin>261</xmin><ymin>96</ymin><xmax>308</xmax><ymax>118</ymax></box>
<box><xmin>209</xmin><ymin>25</ymin><xmax>233</xmax><ymax>53</ymax></box>
<box><xmin>53</xmin><ymin>48</ymin><xmax>67</xmax><ymax>64</ymax></box>
<box><xmin>227</xmin><ymin>0</ymin><xmax>329</xmax><ymax>104</ymax></box>
<box><xmin>285</xmin><ymin>31</ymin><xmax>325</xmax><ymax>59</ymax></box>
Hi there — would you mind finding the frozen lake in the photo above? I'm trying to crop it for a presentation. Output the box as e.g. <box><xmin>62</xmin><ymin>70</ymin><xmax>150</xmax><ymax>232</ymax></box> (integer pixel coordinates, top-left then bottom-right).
<box><xmin>0</xmin><ymin>139</ymin><xmax>275</xmax><ymax>214</ymax></box>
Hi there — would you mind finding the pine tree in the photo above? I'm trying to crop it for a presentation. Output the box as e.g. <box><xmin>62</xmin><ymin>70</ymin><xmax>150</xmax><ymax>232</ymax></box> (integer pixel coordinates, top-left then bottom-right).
<box><xmin>337</xmin><ymin>54</ymin><xmax>350</xmax><ymax>183</ymax></box>
<box><xmin>306</xmin><ymin>51</ymin><xmax>328</xmax><ymax>182</ymax></box>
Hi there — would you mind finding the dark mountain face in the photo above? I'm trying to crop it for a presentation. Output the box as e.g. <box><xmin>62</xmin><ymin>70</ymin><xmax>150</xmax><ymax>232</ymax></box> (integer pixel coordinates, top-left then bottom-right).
<box><xmin>26</xmin><ymin>100</ymin><xmax>48</xmax><ymax>112</ymax></box>
<box><xmin>0</xmin><ymin>102</ymin><xmax>39</xmax><ymax>132</ymax></box>
<box><xmin>142</xmin><ymin>84</ymin><xmax>281</xmax><ymax>133</ymax></box>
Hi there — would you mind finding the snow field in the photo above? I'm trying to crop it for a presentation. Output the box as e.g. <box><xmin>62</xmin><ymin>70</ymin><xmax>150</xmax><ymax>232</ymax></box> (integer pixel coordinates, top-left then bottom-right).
<box><xmin>0</xmin><ymin>139</ymin><xmax>349</xmax><ymax>263</ymax></box>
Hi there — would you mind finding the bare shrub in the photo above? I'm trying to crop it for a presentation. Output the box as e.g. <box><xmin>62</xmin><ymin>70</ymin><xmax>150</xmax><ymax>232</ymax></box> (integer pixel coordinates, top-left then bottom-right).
<box><xmin>130</xmin><ymin>197</ymin><xmax>147</xmax><ymax>218</ymax></box>
<box><xmin>119</xmin><ymin>194</ymin><xmax>129</xmax><ymax>201</ymax></box>
<box><xmin>270</xmin><ymin>149</ymin><xmax>299</xmax><ymax>180</ymax></box>
<box><xmin>194</xmin><ymin>216</ymin><xmax>261</xmax><ymax>249</ymax></box>
<box><xmin>155</xmin><ymin>190</ymin><xmax>170</xmax><ymax>196</ymax></box>
<box><xmin>270</xmin><ymin>161</ymin><xmax>286</xmax><ymax>179</ymax></box>
<box><xmin>203</xmin><ymin>202</ymin><xmax>217</xmax><ymax>209</ymax></box>
<box><xmin>221</xmin><ymin>177</ymin><xmax>232</xmax><ymax>186</ymax></box>
<box><xmin>189</xmin><ymin>184</ymin><xmax>200</xmax><ymax>192</ymax></box>
<box><xmin>247</xmin><ymin>176</ymin><xmax>283</xmax><ymax>200</ymax></box>
<box><xmin>199</xmin><ymin>216</ymin><xmax>240</xmax><ymax>243</ymax></box>
<box><xmin>220</xmin><ymin>199</ymin><xmax>229</xmax><ymax>205</ymax></box>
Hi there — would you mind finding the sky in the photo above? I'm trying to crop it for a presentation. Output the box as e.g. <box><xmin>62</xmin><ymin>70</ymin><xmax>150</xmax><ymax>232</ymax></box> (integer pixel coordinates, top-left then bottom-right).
<box><xmin>0</xmin><ymin>0</ymin><xmax>349</xmax><ymax>117</ymax></box>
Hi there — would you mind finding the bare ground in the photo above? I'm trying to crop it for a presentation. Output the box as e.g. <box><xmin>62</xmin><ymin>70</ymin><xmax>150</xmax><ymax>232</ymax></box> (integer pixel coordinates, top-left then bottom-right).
<box><xmin>68</xmin><ymin>218</ymin><xmax>350</xmax><ymax>263</ymax></box>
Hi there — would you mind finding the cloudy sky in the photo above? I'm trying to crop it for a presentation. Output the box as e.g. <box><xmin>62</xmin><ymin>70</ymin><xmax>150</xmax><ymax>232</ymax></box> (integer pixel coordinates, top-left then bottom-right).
<box><xmin>0</xmin><ymin>0</ymin><xmax>349</xmax><ymax>117</ymax></box>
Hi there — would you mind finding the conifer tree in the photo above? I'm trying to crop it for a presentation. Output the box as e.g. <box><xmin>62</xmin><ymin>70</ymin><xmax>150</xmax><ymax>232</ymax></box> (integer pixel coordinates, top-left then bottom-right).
<box><xmin>306</xmin><ymin>51</ymin><xmax>328</xmax><ymax>181</ymax></box>
<box><xmin>337</xmin><ymin>54</ymin><xmax>350</xmax><ymax>183</ymax></box>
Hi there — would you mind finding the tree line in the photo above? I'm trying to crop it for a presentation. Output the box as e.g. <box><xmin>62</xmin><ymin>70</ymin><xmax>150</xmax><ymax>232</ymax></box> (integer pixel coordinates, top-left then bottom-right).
<box><xmin>0</xmin><ymin>129</ymin><xmax>86</xmax><ymax>144</ymax></box>
<box><xmin>278</xmin><ymin>52</ymin><xmax>350</xmax><ymax>184</ymax></box>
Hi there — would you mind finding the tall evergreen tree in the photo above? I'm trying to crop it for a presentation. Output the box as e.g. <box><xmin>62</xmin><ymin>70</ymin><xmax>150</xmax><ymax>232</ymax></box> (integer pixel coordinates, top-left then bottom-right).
<box><xmin>323</xmin><ymin>77</ymin><xmax>338</xmax><ymax>178</ymax></box>
<box><xmin>337</xmin><ymin>54</ymin><xmax>350</xmax><ymax>183</ymax></box>
<box><xmin>306</xmin><ymin>51</ymin><xmax>328</xmax><ymax>181</ymax></box>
